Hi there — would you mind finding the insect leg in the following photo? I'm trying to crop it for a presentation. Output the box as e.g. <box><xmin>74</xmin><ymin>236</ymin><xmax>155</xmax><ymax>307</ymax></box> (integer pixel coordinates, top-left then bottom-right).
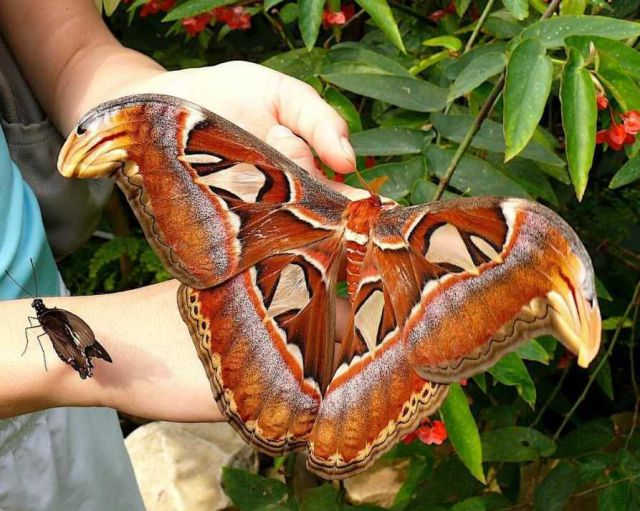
<box><xmin>35</xmin><ymin>333</ymin><xmax>48</xmax><ymax>371</ymax></box>
<box><xmin>23</xmin><ymin>324</ymin><xmax>42</xmax><ymax>356</ymax></box>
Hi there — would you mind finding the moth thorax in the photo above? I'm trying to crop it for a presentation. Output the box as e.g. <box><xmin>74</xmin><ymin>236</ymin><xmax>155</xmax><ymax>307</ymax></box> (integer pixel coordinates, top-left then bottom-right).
<box><xmin>344</xmin><ymin>195</ymin><xmax>382</xmax><ymax>302</ymax></box>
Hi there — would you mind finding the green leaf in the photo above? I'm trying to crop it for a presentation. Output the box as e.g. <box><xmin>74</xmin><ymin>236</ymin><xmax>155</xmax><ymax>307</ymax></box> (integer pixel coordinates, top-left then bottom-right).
<box><xmin>280</xmin><ymin>3</ymin><xmax>299</xmax><ymax>23</ymax></box>
<box><xmin>555</xmin><ymin>418</ymin><xmax>614</xmax><ymax>458</ymax></box>
<box><xmin>486</xmin><ymin>155</ymin><xmax>559</xmax><ymax>205</ymax></box>
<box><xmin>346</xmin><ymin>157</ymin><xmax>425</xmax><ymax>199</ymax></box>
<box><xmin>354</xmin><ymin>0</ymin><xmax>405</xmax><ymax>52</ymax></box>
<box><xmin>448</xmin><ymin>52</ymin><xmax>507</xmax><ymax>101</ymax></box>
<box><xmin>350</xmin><ymin>128</ymin><xmax>430</xmax><ymax>155</ymax></box>
<box><xmin>325</xmin><ymin>88</ymin><xmax>362</xmax><ymax>133</ymax></box>
<box><xmin>560</xmin><ymin>48</ymin><xmax>596</xmax><ymax>200</ymax></box>
<box><xmin>504</xmin><ymin>38</ymin><xmax>553</xmax><ymax>161</ymax></box>
<box><xmin>264</xmin><ymin>0</ymin><xmax>286</xmax><ymax>9</ymax></box>
<box><xmin>534</xmin><ymin>461</ymin><xmax>579</xmax><ymax>511</ymax></box>
<box><xmin>502</xmin><ymin>0</ymin><xmax>528</xmax><ymax>20</ymax></box>
<box><xmin>602</xmin><ymin>316</ymin><xmax>634</xmax><ymax>330</ymax></box>
<box><xmin>444</xmin><ymin>43</ymin><xmax>508</xmax><ymax>80</ymax></box>
<box><xmin>519</xmin><ymin>16</ymin><xmax>640</xmax><ymax>49</ymax></box>
<box><xmin>425</xmin><ymin>146</ymin><xmax>529</xmax><ymax>196</ymax></box>
<box><xmin>301</xmin><ymin>484</ymin><xmax>340</xmax><ymax>510</ymax></box>
<box><xmin>451</xmin><ymin>495</ymin><xmax>512</xmax><ymax>511</ymax></box>
<box><xmin>482</xmin><ymin>427</ymin><xmax>556</xmax><ymax>462</ymax></box>
<box><xmin>440</xmin><ymin>384</ymin><xmax>485</xmax><ymax>483</ymax></box>
<box><xmin>516</xmin><ymin>339</ymin><xmax>551</xmax><ymax>364</ymax></box>
<box><xmin>565</xmin><ymin>35</ymin><xmax>640</xmax><ymax>81</ymax></box>
<box><xmin>299</xmin><ymin>0</ymin><xmax>325</xmax><ymax>50</ymax></box>
<box><xmin>596</xmin><ymin>278</ymin><xmax>613</xmax><ymax>301</ymax></box>
<box><xmin>593</xmin><ymin>355</ymin><xmax>614</xmax><ymax>399</ymax></box>
<box><xmin>423</xmin><ymin>35</ymin><xmax>463</xmax><ymax>51</ymax></box>
<box><xmin>456</xmin><ymin>0</ymin><xmax>471</xmax><ymax>15</ymax></box>
<box><xmin>263</xmin><ymin>48</ymin><xmax>327</xmax><ymax>81</ymax></box>
<box><xmin>163</xmin><ymin>0</ymin><xmax>235</xmax><ymax>20</ymax></box>
<box><xmin>393</xmin><ymin>457</ymin><xmax>432</xmax><ymax>508</ymax></box>
<box><xmin>432</xmin><ymin>114</ymin><xmax>565</xmax><ymax>166</ymax></box>
<box><xmin>597</xmin><ymin>67</ymin><xmax>640</xmax><ymax>112</ymax></box>
<box><xmin>560</xmin><ymin>0</ymin><xmax>586</xmax><ymax>15</ymax></box>
<box><xmin>484</xmin><ymin>11</ymin><xmax>524</xmax><ymax>39</ymax></box>
<box><xmin>322</xmin><ymin>74</ymin><xmax>447</xmax><ymax>112</ymax></box>
<box><xmin>326</xmin><ymin>44</ymin><xmax>413</xmax><ymax>77</ymax></box>
<box><xmin>488</xmin><ymin>352</ymin><xmax>536</xmax><ymax>407</ymax></box>
<box><xmin>411</xmin><ymin>179</ymin><xmax>458</xmax><ymax>204</ymax></box>
<box><xmin>610</xmin><ymin>152</ymin><xmax>640</xmax><ymax>189</ymax></box>
<box><xmin>222</xmin><ymin>468</ymin><xmax>295</xmax><ymax>510</ymax></box>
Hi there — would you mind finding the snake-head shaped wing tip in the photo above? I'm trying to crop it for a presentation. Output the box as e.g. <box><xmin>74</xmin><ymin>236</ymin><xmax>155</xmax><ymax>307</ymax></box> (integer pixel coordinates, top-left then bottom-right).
<box><xmin>57</xmin><ymin>94</ymin><xmax>207</xmax><ymax>179</ymax></box>
<box><xmin>405</xmin><ymin>197</ymin><xmax>602</xmax><ymax>383</ymax></box>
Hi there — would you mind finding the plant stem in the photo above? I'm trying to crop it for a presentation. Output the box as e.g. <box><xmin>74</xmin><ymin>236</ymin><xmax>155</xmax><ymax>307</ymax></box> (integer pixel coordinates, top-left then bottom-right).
<box><xmin>530</xmin><ymin>365</ymin><xmax>570</xmax><ymax>429</ymax></box>
<box><xmin>464</xmin><ymin>0</ymin><xmax>495</xmax><ymax>54</ymax></box>
<box><xmin>432</xmin><ymin>0</ymin><xmax>562</xmax><ymax>201</ymax></box>
<box><xmin>553</xmin><ymin>280</ymin><xmax>640</xmax><ymax>441</ymax></box>
<box><xmin>625</xmin><ymin>300</ymin><xmax>639</xmax><ymax>449</ymax></box>
<box><xmin>432</xmin><ymin>74</ymin><xmax>504</xmax><ymax>201</ymax></box>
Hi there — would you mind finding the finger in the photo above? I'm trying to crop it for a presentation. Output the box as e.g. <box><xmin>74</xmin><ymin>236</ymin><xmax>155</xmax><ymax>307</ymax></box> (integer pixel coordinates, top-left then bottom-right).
<box><xmin>325</xmin><ymin>180</ymin><xmax>371</xmax><ymax>201</ymax></box>
<box><xmin>272</xmin><ymin>75</ymin><xmax>356</xmax><ymax>174</ymax></box>
<box><xmin>265</xmin><ymin>125</ymin><xmax>324</xmax><ymax>179</ymax></box>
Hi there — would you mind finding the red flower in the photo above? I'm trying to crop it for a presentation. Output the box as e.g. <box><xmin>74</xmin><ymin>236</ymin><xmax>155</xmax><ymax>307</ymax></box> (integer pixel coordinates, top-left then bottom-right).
<box><xmin>429</xmin><ymin>9</ymin><xmax>446</xmax><ymax>21</ymax></box>
<box><xmin>182</xmin><ymin>13</ymin><xmax>213</xmax><ymax>36</ymax></box>
<box><xmin>429</xmin><ymin>1</ymin><xmax>456</xmax><ymax>22</ymax></box>
<box><xmin>323</xmin><ymin>4</ymin><xmax>355</xmax><ymax>27</ymax></box>
<box><xmin>459</xmin><ymin>378</ymin><xmax>468</xmax><ymax>386</ymax></box>
<box><xmin>596</xmin><ymin>94</ymin><xmax>609</xmax><ymax>110</ymax></box>
<box><xmin>365</xmin><ymin>156</ymin><xmax>377</xmax><ymax>169</ymax></box>
<box><xmin>622</xmin><ymin>110</ymin><xmax>640</xmax><ymax>135</ymax></box>
<box><xmin>213</xmin><ymin>6</ymin><xmax>251</xmax><ymax>30</ymax></box>
<box><xmin>597</xmin><ymin>118</ymin><xmax>637</xmax><ymax>151</ymax></box>
<box><xmin>140</xmin><ymin>0</ymin><xmax>175</xmax><ymax>17</ymax></box>
<box><xmin>402</xmin><ymin>419</ymin><xmax>448</xmax><ymax>445</ymax></box>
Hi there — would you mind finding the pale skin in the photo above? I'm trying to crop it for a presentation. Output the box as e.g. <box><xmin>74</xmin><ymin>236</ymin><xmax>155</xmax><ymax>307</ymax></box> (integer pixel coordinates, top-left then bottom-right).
<box><xmin>0</xmin><ymin>0</ymin><xmax>359</xmax><ymax>420</ymax></box>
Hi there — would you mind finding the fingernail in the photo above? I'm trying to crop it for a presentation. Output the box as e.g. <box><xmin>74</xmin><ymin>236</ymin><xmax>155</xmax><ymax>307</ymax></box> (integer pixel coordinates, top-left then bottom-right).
<box><xmin>271</xmin><ymin>125</ymin><xmax>294</xmax><ymax>138</ymax></box>
<box><xmin>340</xmin><ymin>136</ymin><xmax>356</xmax><ymax>168</ymax></box>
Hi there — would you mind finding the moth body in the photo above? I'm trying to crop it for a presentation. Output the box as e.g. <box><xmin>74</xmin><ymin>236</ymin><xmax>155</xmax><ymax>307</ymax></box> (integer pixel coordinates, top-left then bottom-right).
<box><xmin>344</xmin><ymin>195</ymin><xmax>382</xmax><ymax>301</ymax></box>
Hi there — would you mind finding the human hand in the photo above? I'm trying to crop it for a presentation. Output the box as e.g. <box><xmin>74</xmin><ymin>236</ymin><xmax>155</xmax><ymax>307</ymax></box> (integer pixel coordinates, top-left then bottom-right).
<box><xmin>101</xmin><ymin>62</ymin><xmax>368</xmax><ymax>200</ymax></box>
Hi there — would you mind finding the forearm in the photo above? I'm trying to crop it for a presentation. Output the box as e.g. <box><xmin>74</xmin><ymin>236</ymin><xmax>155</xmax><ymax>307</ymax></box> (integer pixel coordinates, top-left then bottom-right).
<box><xmin>0</xmin><ymin>280</ymin><xmax>223</xmax><ymax>422</ymax></box>
<box><xmin>0</xmin><ymin>0</ymin><xmax>164</xmax><ymax>135</ymax></box>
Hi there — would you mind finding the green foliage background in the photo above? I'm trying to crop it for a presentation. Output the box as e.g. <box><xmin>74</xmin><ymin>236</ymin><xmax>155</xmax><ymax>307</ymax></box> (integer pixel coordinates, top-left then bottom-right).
<box><xmin>62</xmin><ymin>0</ymin><xmax>640</xmax><ymax>508</ymax></box>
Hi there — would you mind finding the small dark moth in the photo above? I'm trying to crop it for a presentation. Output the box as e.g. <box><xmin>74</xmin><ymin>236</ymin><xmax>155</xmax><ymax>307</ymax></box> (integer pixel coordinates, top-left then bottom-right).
<box><xmin>4</xmin><ymin>263</ymin><xmax>112</xmax><ymax>379</ymax></box>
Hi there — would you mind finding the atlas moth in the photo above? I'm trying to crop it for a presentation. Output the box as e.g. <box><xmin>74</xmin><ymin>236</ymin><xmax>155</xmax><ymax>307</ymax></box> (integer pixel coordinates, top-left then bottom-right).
<box><xmin>58</xmin><ymin>95</ymin><xmax>601</xmax><ymax>479</ymax></box>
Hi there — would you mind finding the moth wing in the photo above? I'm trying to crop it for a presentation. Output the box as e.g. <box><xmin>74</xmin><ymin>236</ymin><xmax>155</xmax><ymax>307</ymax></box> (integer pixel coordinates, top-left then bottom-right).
<box><xmin>307</xmin><ymin>244</ymin><xmax>447</xmax><ymax>479</ymax></box>
<box><xmin>373</xmin><ymin>196</ymin><xmax>601</xmax><ymax>383</ymax></box>
<box><xmin>58</xmin><ymin>95</ymin><xmax>349</xmax><ymax>289</ymax></box>
<box><xmin>178</xmin><ymin>235</ymin><xmax>342</xmax><ymax>456</ymax></box>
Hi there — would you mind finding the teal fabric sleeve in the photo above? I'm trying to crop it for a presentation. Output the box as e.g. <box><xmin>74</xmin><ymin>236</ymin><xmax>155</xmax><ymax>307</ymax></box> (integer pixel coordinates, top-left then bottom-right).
<box><xmin>0</xmin><ymin>129</ymin><xmax>59</xmax><ymax>298</ymax></box>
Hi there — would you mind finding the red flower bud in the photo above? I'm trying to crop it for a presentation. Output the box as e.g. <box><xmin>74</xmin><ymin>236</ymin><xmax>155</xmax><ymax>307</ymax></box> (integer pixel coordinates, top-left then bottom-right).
<box><xmin>429</xmin><ymin>9</ymin><xmax>446</xmax><ymax>22</ymax></box>
<box><xmin>213</xmin><ymin>6</ymin><xmax>251</xmax><ymax>30</ymax></box>
<box><xmin>140</xmin><ymin>0</ymin><xmax>175</xmax><ymax>17</ymax></box>
<box><xmin>182</xmin><ymin>12</ymin><xmax>213</xmax><ymax>36</ymax></box>
<box><xmin>596</xmin><ymin>94</ymin><xmax>609</xmax><ymax>110</ymax></box>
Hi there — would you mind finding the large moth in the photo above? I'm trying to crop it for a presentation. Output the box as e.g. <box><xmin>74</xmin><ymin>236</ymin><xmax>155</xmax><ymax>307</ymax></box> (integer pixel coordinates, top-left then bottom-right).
<box><xmin>58</xmin><ymin>95</ymin><xmax>601</xmax><ymax>479</ymax></box>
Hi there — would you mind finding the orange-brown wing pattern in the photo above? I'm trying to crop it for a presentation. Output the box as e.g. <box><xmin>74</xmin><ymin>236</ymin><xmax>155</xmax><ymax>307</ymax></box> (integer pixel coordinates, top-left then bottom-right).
<box><xmin>371</xmin><ymin>197</ymin><xmax>601</xmax><ymax>382</ymax></box>
<box><xmin>58</xmin><ymin>95</ymin><xmax>602</xmax><ymax>481</ymax></box>
<box><xmin>308</xmin><ymin>246</ymin><xmax>447</xmax><ymax>478</ymax></box>
<box><xmin>178</xmin><ymin>235</ymin><xmax>342</xmax><ymax>455</ymax></box>
<box><xmin>58</xmin><ymin>94</ymin><xmax>348</xmax><ymax>289</ymax></box>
